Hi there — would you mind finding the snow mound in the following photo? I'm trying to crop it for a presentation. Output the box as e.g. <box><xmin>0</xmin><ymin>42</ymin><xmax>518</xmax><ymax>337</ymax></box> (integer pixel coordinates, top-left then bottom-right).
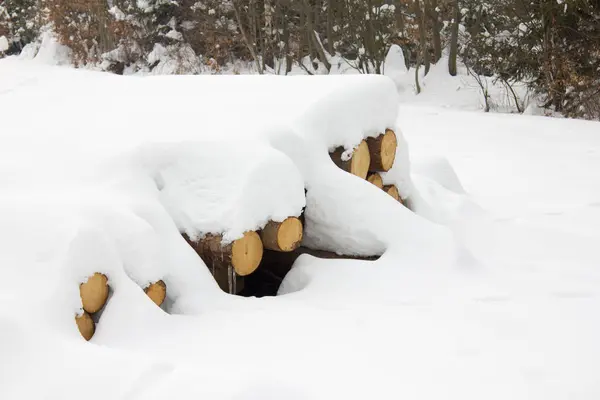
<box><xmin>412</xmin><ymin>155</ymin><xmax>466</xmax><ymax>194</ymax></box>
<box><xmin>0</xmin><ymin>36</ymin><xmax>8</xmax><ymax>53</ymax></box>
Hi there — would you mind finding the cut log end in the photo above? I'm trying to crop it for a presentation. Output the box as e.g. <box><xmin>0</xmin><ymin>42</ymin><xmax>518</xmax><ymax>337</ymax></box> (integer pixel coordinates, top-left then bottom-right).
<box><xmin>144</xmin><ymin>280</ymin><xmax>167</xmax><ymax>307</ymax></box>
<box><xmin>350</xmin><ymin>140</ymin><xmax>371</xmax><ymax>179</ymax></box>
<box><xmin>367</xmin><ymin>173</ymin><xmax>384</xmax><ymax>189</ymax></box>
<box><xmin>75</xmin><ymin>311</ymin><xmax>95</xmax><ymax>341</ymax></box>
<box><xmin>329</xmin><ymin>140</ymin><xmax>370</xmax><ymax>179</ymax></box>
<box><xmin>231</xmin><ymin>231</ymin><xmax>264</xmax><ymax>276</ymax></box>
<box><xmin>79</xmin><ymin>273</ymin><xmax>109</xmax><ymax>314</ymax></box>
<box><xmin>367</xmin><ymin>129</ymin><xmax>397</xmax><ymax>172</ymax></box>
<box><xmin>261</xmin><ymin>217</ymin><xmax>303</xmax><ymax>252</ymax></box>
<box><xmin>383</xmin><ymin>185</ymin><xmax>400</xmax><ymax>201</ymax></box>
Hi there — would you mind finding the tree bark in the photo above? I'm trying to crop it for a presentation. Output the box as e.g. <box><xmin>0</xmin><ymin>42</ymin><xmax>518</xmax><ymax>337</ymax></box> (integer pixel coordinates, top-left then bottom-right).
<box><xmin>415</xmin><ymin>0</ymin><xmax>430</xmax><ymax>75</ymax></box>
<box><xmin>233</xmin><ymin>0</ymin><xmax>264</xmax><ymax>74</ymax></box>
<box><xmin>449</xmin><ymin>0</ymin><xmax>459</xmax><ymax>76</ymax></box>
<box><xmin>429</xmin><ymin>0</ymin><xmax>442</xmax><ymax>63</ymax></box>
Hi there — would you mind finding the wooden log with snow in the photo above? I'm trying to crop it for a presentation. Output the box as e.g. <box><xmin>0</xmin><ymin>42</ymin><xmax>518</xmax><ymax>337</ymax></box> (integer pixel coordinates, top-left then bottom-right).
<box><xmin>367</xmin><ymin>172</ymin><xmax>384</xmax><ymax>189</ymax></box>
<box><xmin>144</xmin><ymin>280</ymin><xmax>167</xmax><ymax>307</ymax></box>
<box><xmin>383</xmin><ymin>185</ymin><xmax>401</xmax><ymax>202</ymax></box>
<box><xmin>79</xmin><ymin>273</ymin><xmax>109</xmax><ymax>314</ymax></box>
<box><xmin>366</xmin><ymin>129</ymin><xmax>397</xmax><ymax>172</ymax></box>
<box><xmin>75</xmin><ymin>311</ymin><xmax>95</xmax><ymax>341</ymax></box>
<box><xmin>186</xmin><ymin>231</ymin><xmax>263</xmax><ymax>277</ymax></box>
<box><xmin>329</xmin><ymin>140</ymin><xmax>370</xmax><ymax>179</ymax></box>
<box><xmin>260</xmin><ymin>217</ymin><xmax>303</xmax><ymax>252</ymax></box>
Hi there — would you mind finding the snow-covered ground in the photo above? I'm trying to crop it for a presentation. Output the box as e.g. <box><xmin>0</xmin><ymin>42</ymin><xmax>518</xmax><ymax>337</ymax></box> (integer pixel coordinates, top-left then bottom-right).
<box><xmin>1</xmin><ymin>54</ymin><xmax>599</xmax><ymax>400</ymax></box>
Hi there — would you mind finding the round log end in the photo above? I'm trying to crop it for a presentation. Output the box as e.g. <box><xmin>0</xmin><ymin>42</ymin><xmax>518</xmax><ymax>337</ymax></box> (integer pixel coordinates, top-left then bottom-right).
<box><xmin>367</xmin><ymin>129</ymin><xmax>398</xmax><ymax>172</ymax></box>
<box><xmin>276</xmin><ymin>217</ymin><xmax>303</xmax><ymax>252</ymax></box>
<box><xmin>367</xmin><ymin>173</ymin><xmax>384</xmax><ymax>189</ymax></box>
<box><xmin>380</xmin><ymin>129</ymin><xmax>398</xmax><ymax>171</ymax></box>
<box><xmin>80</xmin><ymin>273</ymin><xmax>109</xmax><ymax>314</ymax></box>
<box><xmin>383</xmin><ymin>185</ymin><xmax>400</xmax><ymax>201</ymax></box>
<box><xmin>144</xmin><ymin>280</ymin><xmax>167</xmax><ymax>307</ymax></box>
<box><xmin>350</xmin><ymin>140</ymin><xmax>371</xmax><ymax>179</ymax></box>
<box><xmin>75</xmin><ymin>311</ymin><xmax>95</xmax><ymax>341</ymax></box>
<box><xmin>231</xmin><ymin>231</ymin><xmax>263</xmax><ymax>276</ymax></box>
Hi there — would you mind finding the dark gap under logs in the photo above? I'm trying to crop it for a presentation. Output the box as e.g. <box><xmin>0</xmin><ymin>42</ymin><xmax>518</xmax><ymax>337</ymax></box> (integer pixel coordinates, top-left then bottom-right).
<box><xmin>238</xmin><ymin>247</ymin><xmax>380</xmax><ymax>298</ymax></box>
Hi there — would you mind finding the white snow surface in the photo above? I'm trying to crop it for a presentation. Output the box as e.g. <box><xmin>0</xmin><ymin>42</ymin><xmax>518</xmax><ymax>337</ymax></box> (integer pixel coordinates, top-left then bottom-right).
<box><xmin>1</xmin><ymin>58</ymin><xmax>600</xmax><ymax>400</ymax></box>
<box><xmin>0</xmin><ymin>36</ymin><xmax>8</xmax><ymax>52</ymax></box>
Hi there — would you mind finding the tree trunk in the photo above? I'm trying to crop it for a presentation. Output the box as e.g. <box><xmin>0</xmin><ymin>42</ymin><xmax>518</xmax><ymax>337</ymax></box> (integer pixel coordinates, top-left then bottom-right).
<box><xmin>304</xmin><ymin>0</ymin><xmax>331</xmax><ymax>72</ymax></box>
<box><xmin>448</xmin><ymin>0</ymin><xmax>459</xmax><ymax>76</ymax></box>
<box><xmin>326</xmin><ymin>0</ymin><xmax>335</xmax><ymax>55</ymax></box>
<box><xmin>233</xmin><ymin>0</ymin><xmax>264</xmax><ymax>74</ymax></box>
<box><xmin>415</xmin><ymin>0</ymin><xmax>430</xmax><ymax>75</ymax></box>
<box><xmin>430</xmin><ymin>0</ymin><xmax>442</xmax><ymax>63</ymax></box>
<box><xmin>329</xmin><ymin>140</ymin><xmax>371</xmax><ymax>179</ymax></box>
<box><xmin>260</xmin><ymin>217</ymin><xmax>304</xmax><ymax>252</ymax></box>
<box><xmin>366</xmin><ymin>129</ymin><xmax>398</xmax><ymax>172</ymax></box>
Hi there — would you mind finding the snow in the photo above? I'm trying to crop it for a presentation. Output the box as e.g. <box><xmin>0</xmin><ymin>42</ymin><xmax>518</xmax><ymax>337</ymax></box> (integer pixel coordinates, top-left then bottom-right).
<box><xmin>1</xmin><ymin>56</ymin><xmax>600</xmax><ymax>400</ymax></box>
<box><xmin>0</xmin><ymin>35</ymin><xmax>8</xmax><ymax>52</ymax></box>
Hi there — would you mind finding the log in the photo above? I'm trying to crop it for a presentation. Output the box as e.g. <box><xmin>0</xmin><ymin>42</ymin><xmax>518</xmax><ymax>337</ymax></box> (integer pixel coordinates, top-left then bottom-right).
<box><xmin>383</xmin><ymin>185</ymin><xmax>400</xmax><ymax>201</ymax></box>
<box><xmin>366</xmin><ymin>129</ymin><xmax>397</xmax><ymax>172</ymax></box>
<box><xmin>367</xmin><ymin>172</ymin><xmax>384</xmax><ymax>189</ymax></box>
<box><xmin>144</xmin><ymin>280</ymin><xmax>167</xmax><ymax>307</ymax></box>
<box><xmin>80</xmin><ymin>273</ymin><xmax>109</xmax><ymax>314</ymax></box>
<box><xmin>260</xmin><ymin>217</ymin><xmax>303</xmax><ymax>252</ymax></box>
<box><xmin>329</xmin><ymin>140</ymin><xmax>370</xmax><ymax>179</ymax></box>
<box><xmin>187</xmin><ymin>231</ymin><xmax>263</xmax><ymax>276</ymax></box>
<box><xmin>75</xmin><ymin>311</ymin><xmax>95</xmax><ymax>341</ymax></box>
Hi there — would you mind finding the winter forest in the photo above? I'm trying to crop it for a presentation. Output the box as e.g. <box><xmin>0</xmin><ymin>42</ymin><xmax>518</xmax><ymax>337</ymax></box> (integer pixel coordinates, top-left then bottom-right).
<box><xmin>1</xmin><ymin>0</ymin><xmax>599</xmax><ymax>119</ymax></box>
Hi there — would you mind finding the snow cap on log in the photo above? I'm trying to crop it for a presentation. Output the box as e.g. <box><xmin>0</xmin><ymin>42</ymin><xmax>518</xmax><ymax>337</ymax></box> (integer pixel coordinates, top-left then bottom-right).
<box><xmin>366</xmin><ymin>129</ymin><xmax>397</xmax><ymax>172</ymax></box>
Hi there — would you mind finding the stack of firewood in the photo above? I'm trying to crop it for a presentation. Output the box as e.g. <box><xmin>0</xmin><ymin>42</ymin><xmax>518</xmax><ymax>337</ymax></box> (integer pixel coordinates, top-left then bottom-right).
<box><xmin>330</xmin><ymin>129</ymin><xmax>403</xmax><ymax>203</ymax></box>
<box><xmin>74</xmin><ymin>129</ymin><xmax>404</xmax><ymax>338</ymax></box>
<box><xmin>75</xmin><ymin>274</ymin><xmax>166</xmax><ymax>341</ymax></box>
<box><xmin>186</xmin><ymin>129</ymin><xmax>405</xmax><ymax>296</ymax></box>
<box><xmin>184</xmin><ymin>216</ymin><xmax>304</xmax><ymax>294</ymax></box>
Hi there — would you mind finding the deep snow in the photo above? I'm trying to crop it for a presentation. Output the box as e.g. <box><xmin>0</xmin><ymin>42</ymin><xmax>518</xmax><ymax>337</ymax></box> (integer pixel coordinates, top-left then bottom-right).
<box><xmin>1</xmin><ymin>54</ymin><xmax>600</xmax><ymax>400</ymax></box>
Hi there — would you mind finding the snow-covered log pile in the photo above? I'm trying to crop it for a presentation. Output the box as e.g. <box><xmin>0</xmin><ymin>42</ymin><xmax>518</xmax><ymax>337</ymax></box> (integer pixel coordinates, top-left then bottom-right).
<box><xmin>0</xmin><ymin>59</ymin><xmax>425</xmax><ymax>344</ymax></box>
